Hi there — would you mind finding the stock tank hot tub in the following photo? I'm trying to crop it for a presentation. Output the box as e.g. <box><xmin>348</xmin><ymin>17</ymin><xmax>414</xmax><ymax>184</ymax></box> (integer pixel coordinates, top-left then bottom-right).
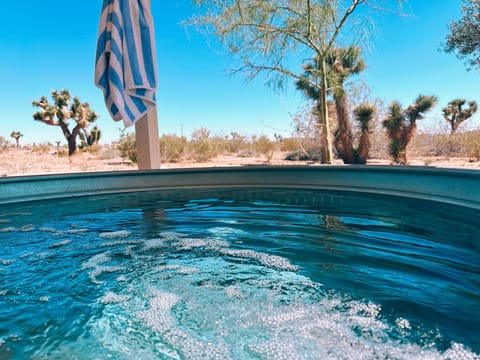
<box><xmin>0</xmin><ymin>166</ymin><xmax>479</xmax><ymax>359</ymax></box>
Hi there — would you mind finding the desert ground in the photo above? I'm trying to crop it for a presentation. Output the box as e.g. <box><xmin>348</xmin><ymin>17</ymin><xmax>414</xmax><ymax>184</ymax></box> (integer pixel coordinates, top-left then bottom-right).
<box><xmin>1</xmin><ymin>147</ymin><xmax>479</xmax><ymax>177</ymax></box>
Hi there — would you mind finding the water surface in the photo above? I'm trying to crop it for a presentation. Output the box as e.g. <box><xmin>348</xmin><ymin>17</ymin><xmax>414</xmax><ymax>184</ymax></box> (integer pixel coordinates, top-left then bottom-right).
<box><xmin>0</xmin><ymin>189</ymin><xmax>479</xmax><ymax>359</ymax></box>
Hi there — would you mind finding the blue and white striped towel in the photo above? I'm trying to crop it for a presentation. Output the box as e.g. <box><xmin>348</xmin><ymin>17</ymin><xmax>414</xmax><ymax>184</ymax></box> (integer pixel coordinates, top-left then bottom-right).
<box><xmin>95</xmin><ymin>0</ymin><xmax>157</xmax><ymax>127</ymax></box>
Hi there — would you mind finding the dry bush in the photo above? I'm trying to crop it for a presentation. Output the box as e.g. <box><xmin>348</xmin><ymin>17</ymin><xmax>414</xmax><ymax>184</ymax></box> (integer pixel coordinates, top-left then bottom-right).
<box><xmin>409</xmin><ymin>119</ymin><xmax>480</xmax><ymax>160</ymax></box>
<box><xmin>279</xmin><ymin>137</ymin><xmax>302</xmax><ymax>152</ymax></box>
<box><xmin>100</xmin><ymin>146</ymin><xmax>120</xmax><ymax>160</ymax></box>
<box><xmin>160</xmin><ymin>134</ymin><xmax>187</xmax><ymax>162</ymax></box>
<box><xmin>0</xmin><ymin>136</ymin><xmax>9</xmax><ymax>152</ymax></box>
<box><xmin>284</xmin><ymin>148</ymin><xmax>323</xmax><ymax>161</ymax></box>
<box><xmin>81</xmin><ymin>143</ymin><xmax>101</xmax><ymax>154</ymax></box>
<box><xmin>461</xmin><ymin>131</ymin><xmax>480</xmax><ymax>160</ymax></box>
<box><xmin>368</xmin><ymin>128</ymin><xmax>389</xmax><ymax>160</ymax></box>
<box><xmin>187</xmin><ymin>128</ymin><xmax>221</xmax><ymax>162</ymax></box>
<box><xmin>117</xmin><ymin>133</ymin><xmax>137</xmax><ymax>163</ymax></box>
<box><xmin>31</xmin><ymin>143</ymin><xmax>51</xmax><ymax>154</ymax></box>
<box><xmin>57</xmin><ymin>148</ymin><xmax>69</xmax><ymax>157</ymax></box>
<box><xmin>253</xmin><ymin>135</ymin><xmax>277</xmax><ymax>162</ymax></box>
<box><xmin>224</xmin><ymin>132</ymin><xmax>249</xmax><ymax>154</ymax></box>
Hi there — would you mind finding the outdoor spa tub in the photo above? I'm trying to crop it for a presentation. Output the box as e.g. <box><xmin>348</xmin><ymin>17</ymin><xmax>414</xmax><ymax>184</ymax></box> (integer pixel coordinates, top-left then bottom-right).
<box><xmin>0</xmin><ymin>166</ymin><xmax>479</xmax><ymax>359</ymax></box>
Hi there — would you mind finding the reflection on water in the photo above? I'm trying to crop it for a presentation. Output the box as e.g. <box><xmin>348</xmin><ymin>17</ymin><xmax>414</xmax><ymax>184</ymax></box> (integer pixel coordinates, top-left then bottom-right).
<box><xmin>0</xmin><ymin>189</ymin><xmax>479</xmax><ymax>359</ymax></box>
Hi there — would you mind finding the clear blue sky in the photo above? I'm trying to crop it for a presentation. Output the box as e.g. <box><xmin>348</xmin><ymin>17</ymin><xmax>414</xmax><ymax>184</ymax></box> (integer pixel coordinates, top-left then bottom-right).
<box><xmin>0</xmin><ymin>1</ymin><xmax>478</xmax><ymax>145</ymax></box>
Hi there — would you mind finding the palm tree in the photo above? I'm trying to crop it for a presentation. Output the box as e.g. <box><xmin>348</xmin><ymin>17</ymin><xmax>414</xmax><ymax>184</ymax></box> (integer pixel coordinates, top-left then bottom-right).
<box><xmin>10</xmin><ymin>131</ymin><xmax>23</xmax><ymax>148</ymax></box>
<box><xmin>383</xmin><ymin>95</ymin><xmax>438</xmax><ymax>165</ymax></box>
<box><xmin>442</xmin><ymin>99</ymin><xmax>478</xmax><ymax>135</ymax></box>
<box><xmin>296</xmin><ymin>46</ymin><xmax>367</xmax><ymax>164</ymax></box>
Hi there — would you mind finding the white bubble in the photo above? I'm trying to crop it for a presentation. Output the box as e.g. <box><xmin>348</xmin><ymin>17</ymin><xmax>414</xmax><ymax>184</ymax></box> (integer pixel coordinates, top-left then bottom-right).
<box><xmin>39</xmin><ymin>227</ymin><xmax>57</xmax><ymax>232</ymax></box>
<box><xmin>99</xmin><ymin>239</ymin><xmax>140</xmax><ymax>248</ymax></box>
<box><xmin>159</xmin><ymin>231</ymin><xmax>186</xmax><ymax>241</ymax></box>
<box><xmin>81</xmin><ymin>253</ymin><xmax>111</xmax><ymax>270</ymax></box>
<box><xmin>99</xmin><ymin>230</ymin><xmax>131</xmax><ymax>239</ymax></box>
<box><xmin>225</xmin><ymin>285</ymin><xmax>244</xmax><ymax>299</ymax></box>
<box><xmin>99</xmin><ymin>291</ymin><xmax>131</xmax><ymax>304</ymax></box>
<box><xmin>143</xmin><ymin>238</ymin><xmax>168</xmax><ymax>250</ymax></box>
<box><xmin>89</xmin><ymin>266</ymin><xmax>125</xmax><ymax>285</ymax></box>
<box><xmin>66</xmin><ymin>228</ymin><xmax>89</xmax><ymax>234</ymax></box>
<box><xmin>218</xmin><ymin>248</ymin><xmax>299</xmax><ymax>271</ymax></box>
<box><xmin>49</xmin><ymin>240</ymin><xmax>72</xmax><ymax>248</ymax></box>
<box><xmin>157</xmin><ymin>264</ymin><xmax>200</xmax><ymax>275</ymax></box>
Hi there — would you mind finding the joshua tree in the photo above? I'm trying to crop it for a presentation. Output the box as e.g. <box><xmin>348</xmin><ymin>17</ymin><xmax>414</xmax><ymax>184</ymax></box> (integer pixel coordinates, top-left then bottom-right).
<box><xmin>10</xmin><ymin>131</ymin><xmax>23</xmax><ymax>148</ymax></box>
<box><xmin>382</xmin><ymin>95</ymin><xmax>438</xmax><ymax>165</ymax></box>
<box><xmin>79</xmin><ymin>126</ymin><xmax>102</xmax><ymax>149</ymax></box>
<box><xmin>442</xmin><ymin>99</ymin><xmax>478</xmax><ymax>134</ymax></box>
<box><xmin>296</xmin><ymin>46</ymin><xmax>368</xmax><ymax>164</ymax></box>
<box><xmin>353</xmin><ymin>104</ymin><xmax>376</xmax><ymax>164</ymax></box>
<box><xmin>328</xmin><ymin>46</ymin><xmax>366</xmax><ymax>163</ymax></box>
<box><xmin>32</xmin><ymin>89</ymin><xmax>99</xmax><ymax>155</ymax></box>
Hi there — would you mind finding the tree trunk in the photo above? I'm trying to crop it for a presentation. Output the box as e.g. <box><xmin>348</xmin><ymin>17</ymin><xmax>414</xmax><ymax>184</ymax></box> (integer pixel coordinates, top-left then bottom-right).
<box><xmin>66</xmin><ymin>123</ymin><xmax>85</xmax><ymax>156</ymax></box>
<box><xmin>390</xmin><ymin>123</ymin><xmax>417</xmax><ymax>165</ymax></box>
<box><xmin>396</xmin><ymin>146</ymin><xmax>407</xmax><ymax>165</ymax></box>
<box><xmin>320</xmin><ymin>59</ymin><xmax>333</xmax><ymax>164</ymax></box>
<box><xmin>67</xmin><ymin>136</ymin><xmax>77</xmax><ymax>156</ymax></box>
<box><xmin>333</xmin><ymin>91</ymin><xmax>355</xmax><ymax>164</ymax></box>
<box><xmin>355</xmin><ymin>130</ymin><xmax>370</xmax><ymax>164</ymax></box>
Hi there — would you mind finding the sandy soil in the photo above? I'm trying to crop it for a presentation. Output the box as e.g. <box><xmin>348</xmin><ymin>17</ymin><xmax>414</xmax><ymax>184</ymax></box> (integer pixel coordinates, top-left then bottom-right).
<box><xmin>1</xmin><ymin>147</ymin><xmax>479</xmax><ymax>177</ymax></box>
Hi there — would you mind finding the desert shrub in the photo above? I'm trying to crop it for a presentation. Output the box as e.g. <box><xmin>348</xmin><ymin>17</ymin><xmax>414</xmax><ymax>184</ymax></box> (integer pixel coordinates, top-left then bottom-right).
<box><xmin>188</xmin><ymin>128</ymin><xmax>220</xmax><ymax>162</ymax></box>
<box><xmin>285</xmin><ymin>148</ymin><xmax>323</xmax><ymax>162</ymax></box>
<box><xmin>409</xmin><ymin>126</ymin><xmax>480</xmax><ymax>160</ymax></box>
<box><xmin>80</xmin><ymin>143</ymin><xmax>101</xmax><ymax>154</ymax></box>
<box><xmin>210</xmin><ymin>135</ymin><xmax>229</xmax><ymax>155</ymax></box>
<box><xmin>160</xmin><ymin>134</ymin><xmax>187</xmax><ymax>162</ymax></box>
<box><xmin>431</xmin><ymin>133</ymin><xmax>463</xmax><ymax>158</ymax></box>
<box><xmin>237</xmin><ymin>149</ymin><xmax>256</xmax><ymax>158</ymax></box>
<box><xmin>0</xmin><ymin>136</ymin><xmax>9</xmax><ymax>152</ymax></box>
<box><xmin>100</xmin><ymin>147</ymin><xmax>120</xmax><ymax>160</ymax></box>
<box><xmin>57</xmin><ymin>148</ymin><xmax>69</xmax><ymax>157</ymax></box>
<box><xmin>224</xmin><ymin>132</ymin><xmax>249</xmax><ymax>154</ymax></box>
<box><xmin>279</xmin><ymin>137</ymin><xmax>301</xmax><ymax>152</ymax></box>
<box><xmin>368</xmin><ymin>130</ymin><xmax>389</xmax><ymax>160</ymax></box>
<box><xmin>31</xmin><ymin>143</ymin><xmax>51</xmax><ymax>154</ymax></box>
<box><xmin>463</xmin><ymin>131</ymin><xmax>480</xmax><ymax>160</ymax></box>
<box><xmin>117</xmin><ymin>132</ymin><xmax>137</xmax><ymax>163</ymax></box>
<box><xmin>253</xmin><ymin>135</ymin><xmax>276</xmax><ymax>162</ymax></box>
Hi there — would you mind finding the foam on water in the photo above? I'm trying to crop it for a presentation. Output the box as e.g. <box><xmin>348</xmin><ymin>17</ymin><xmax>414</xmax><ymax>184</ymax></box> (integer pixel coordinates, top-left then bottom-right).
<box><xmin>39</xmin><ymin>227</ymin><xmax>57</xmax><ymax>233</ymax></box>
<box><xmin>99</xmin><ymin>239</ymin><xmax>140</xmax><ymax>248</ymax></box>
<box><xmin>81</xmin><ymin>252</ymin><xmax>112</xmax><ymax>270</ymax></box>
<box><xmin>82</xmin><ymin>248</ymin><xmax>479</xmax><ymax>360</ymax></box>
<box><xmin>100</xmin><ymin>291</ymin><xmax>131</xmax><ymax>304</ymax></box>
<box><xmin>143</xmin><ymin>238</ymin><xmax>169</xmax><ymax>250</ymax></box>
<box><xmin>49</xmin><ymin>239</ymin><xmax>72</xmax><ymax>248</ymax></box>
<box><xmin>217</xmin><ymin>248</ymin><xmax>299</xmax><ymax>271</ymax></box>
<box><xmin>99</xmin><ymin>230</ymin><xmax>131</xmax><ymax>239</ymax></box>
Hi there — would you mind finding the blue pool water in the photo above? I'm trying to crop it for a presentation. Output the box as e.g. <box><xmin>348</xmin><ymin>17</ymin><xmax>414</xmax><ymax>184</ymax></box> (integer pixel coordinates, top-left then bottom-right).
<box><xmin>0</xmin><ymin>189</ymin><xmax>479</xmax><ymax>359</ymax></box>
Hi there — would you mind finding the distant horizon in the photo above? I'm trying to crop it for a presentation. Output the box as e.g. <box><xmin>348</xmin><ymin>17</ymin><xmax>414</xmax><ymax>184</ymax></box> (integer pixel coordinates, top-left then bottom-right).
<box><xmin>0</xmin><ymin>1</ymin><xmax>478</xmax><ymax>146</ymax></box>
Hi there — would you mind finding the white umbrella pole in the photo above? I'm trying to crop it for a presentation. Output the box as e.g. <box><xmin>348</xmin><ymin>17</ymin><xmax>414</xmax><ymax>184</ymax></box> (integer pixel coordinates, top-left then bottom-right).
<box><xmin>135</xmin><ymin>106</ymin><xmax>161</xmax><ymax>170</ymax></box>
